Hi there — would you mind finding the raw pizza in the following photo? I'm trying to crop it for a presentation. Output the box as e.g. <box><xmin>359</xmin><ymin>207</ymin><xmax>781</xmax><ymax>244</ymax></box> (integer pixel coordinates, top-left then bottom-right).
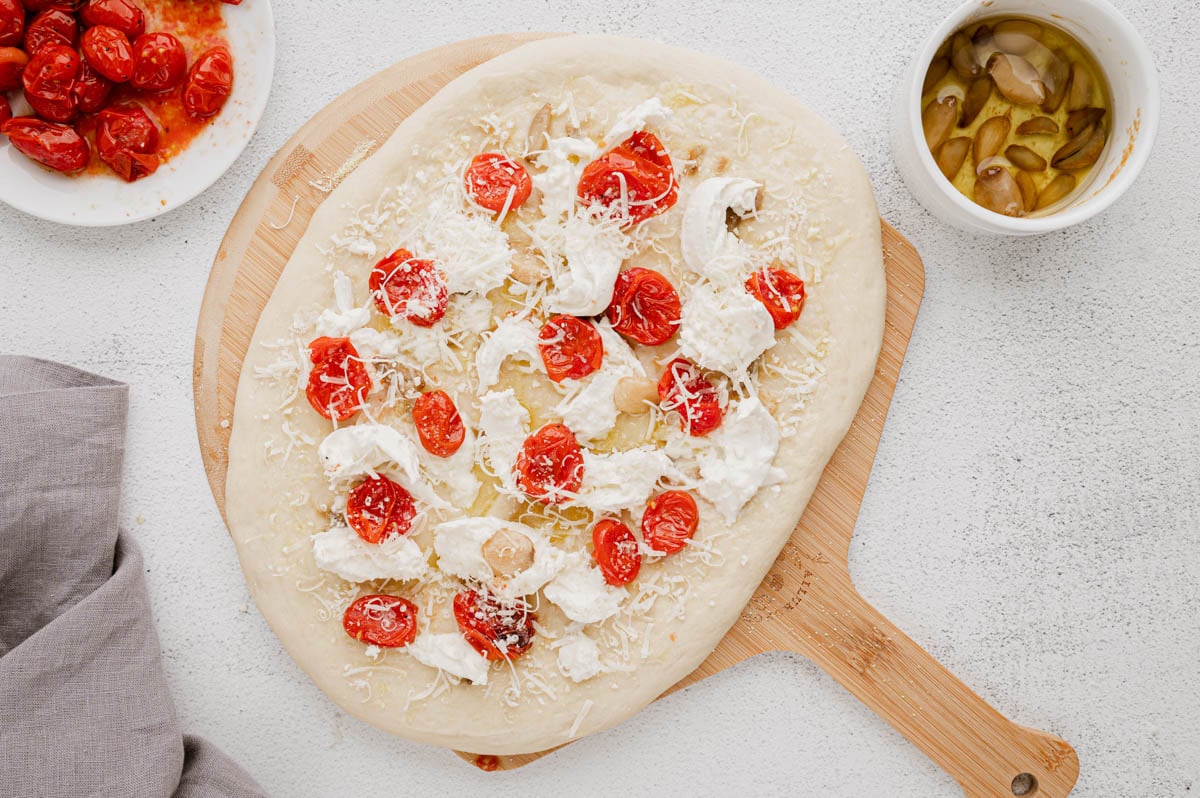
<box><xmin>225</xmin><ymin>34</ymin><xmax>886</xmax><ymax>755</ymax></box>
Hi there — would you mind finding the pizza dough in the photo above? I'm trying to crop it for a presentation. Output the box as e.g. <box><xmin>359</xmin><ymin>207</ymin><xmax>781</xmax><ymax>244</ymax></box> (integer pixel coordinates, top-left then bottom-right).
<box><xmin>225</xmin><ymin>34</ymin><xmax>886</xmax><ymax>755</ymax></box>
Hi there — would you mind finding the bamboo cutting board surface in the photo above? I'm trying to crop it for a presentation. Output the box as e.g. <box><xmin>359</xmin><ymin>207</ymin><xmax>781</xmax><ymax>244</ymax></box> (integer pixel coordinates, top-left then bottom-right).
<box><xmin>193</xmin><ymin>33</ymin><xmax>1079</xmax><ymax>796</ymax></box>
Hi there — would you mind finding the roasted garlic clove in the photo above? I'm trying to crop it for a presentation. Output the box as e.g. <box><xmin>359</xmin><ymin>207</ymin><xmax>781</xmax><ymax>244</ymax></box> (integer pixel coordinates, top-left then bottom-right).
<box><xmin>614</xmin><ymin>376</ymin><xmax>659</xmax><ymax>415</ymax></box>
<box><xmin>1016</xmin><ymin>116</ymin><xmax>1060</xmax><ymax>135</ymax></box>
<box><xmin>951</xmin><ymin>32</ymin><xmax>982</xmax><ymax>80</ymax></box>
<box><xmin>974</xmin><ymin>166</ymin><xmax>1025</xmax><ymax>216</ymax></box>
<box><xmin>1065</xmin><ymin>107</ymin><xmax>1106</xmax><ymax>138</ymax></box>
<box><xmin>993</xmin><ymin>19</ymin><xmax>1043</xmax><ymax>54</ymax></box>
<box><xmin>935</xmin><ymin>136</ymin><xmax>971</xmax><ymax>181</ymax></box>
<box><xmin>524</xmin><ymin>103</ymin><xmax>552</xmax><ymax>158</ymax></box>
<box><xmin>1040</xmin><ymin>49</ymin><xmax>1071</xmax><ymax>113</ymax></box>
<box><xmin>960</xmin><ymin>77</ymin><xmax>993</xmax><ymax>128</ymax></box>
<box><xmin>1051</xmin><ymin>123</ymin><xmax>1106</xmax><ymax>170</ymax></box>
<box><xmin>1065</xmin><ymin>61</ymin><xmax>1093</xmax><ymax>111</ymax></box>
<box><xmin>482</xmin><ymin>527</ymin><xmax>535</xmax><ymax>577</ymax></box>
<box><xmin>973</xmin><ymin>114</ymin><xmax>1012</xmax><ymax>166</ymax></box>
<box><xmin>923</xmin><ymin>55</ymin><xmax>951</xmax><ymax>96</ymax></box>
<box><xmin>1015</xmin><ymin>170</ymin><xmax>1039</xmax><ymax>211</ymax></box>
<box><xmin>1005</xmin><ymin>144</ymin><xmax>1048</xmax><ymax>172</ymax></box>
<box><xmin>988</xmin><ymin>53</ymin><xmax>1047</xmax><ymax>106</ymax></box>
<box><xmin>923</xmin><ymin>95</ymin><xmax>960</xmax><ymax>151</ymax></box>
<box><xmin>1035</xmin><ymin>173</ymin><xmax>1077</xmax><ymax>210</ymax></box>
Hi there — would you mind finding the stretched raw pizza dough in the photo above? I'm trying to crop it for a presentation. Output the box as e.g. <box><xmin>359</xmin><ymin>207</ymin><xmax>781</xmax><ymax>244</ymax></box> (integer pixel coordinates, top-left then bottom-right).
<box><xmin>225</xmin><ymin>34</ymin><xmax>885</xmax><ymax>754</ymax></box>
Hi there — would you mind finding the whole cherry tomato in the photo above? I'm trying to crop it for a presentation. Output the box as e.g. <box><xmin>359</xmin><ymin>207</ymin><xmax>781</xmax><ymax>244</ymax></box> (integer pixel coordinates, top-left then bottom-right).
<box><xmin>657</xmin><ymin>357</ymin><xmax>723</xmax><ymax>436</ymax></box>
<box><xmin>304</xmin><ymin>336</ymin><xmax>370</xmax><ymax>421</ymax></box>
<box><xmin>342</xmin><ymin>595</ymin><xmax>418</xmax><ymax>649</ymax></box>
<box><xmin>182</xmin><ymin>45</ymin><xmax>232</xmax><ymax>119</ymax></box>
<box><xmin>81</xmin><ymin>24</ymin><xmax>134</xmax><ymax>82</ymax></box>
<box><xmin>453</xmin><ymin>590</ymin><xmax>536</xmax><ymax>661</ymax></box>
<box><xmin>95</xmin><ymin>105</ymin><xmax>158</xmax><ymax>181</ymax></box>
<box><xmin>0</xmin><ymin>96</ymin><xmax>11</xmax><ymax>126</ymax></box>
<box><xmin>578</xmin><ymin>130</ymin><xmax>678</xmax><ymax>226</ymax></box>
<box><xmin>641</xmin><ymin>490</ymin><xmax>699</xmax><ymax>555</ymax></box>
<box><xmin>412</xmin><ymin>390</ymin><xmax>465</xmax><ymax>458</ymax></box>
<box><xmin>79</xmin><ymin>0</ymin><xmax>145</xmax><ymax>39</ymax></box>
<box><xmin>592</xmin><ymin>518</ymin><xmax>641</xmax><ymax>586</ymax></box>
<box><xmin>537</xmin><ymin>315</ymin><xmax>603</xmax><ymax>382</ymax></box>
<box><xmin>0</xmin><ymin>46</ymin><xmax>27</xmax><ymax>91</ymax></box>
<box><xmin>463</xmin><ymin>152</ymin><xmax>532</xmax><ymax>213</ymax></box>
<box><xmin>745</xmin><ymin>266</ymin><xmax>807</xmax><ymax>330</ymax></box>
<box><xmin>22</xmin><ymin>44</ymin><xmax>80</xmax><ymax>122</ymax></box>
<box><xmin>1</xmin><ymin>116</ymin><xmax>90</xmax><ymax>172</ymax></box>
<box><xmin>71</xmin><ymin>58</ymin><xmax>111</xmax><ymax>113</ymax></box>
<box><xmin>606</xmin><ymin>267</ymin><xmax>682</xmax><ymax>346</ymax></box>
<box><xmin>515</xmin><ymin>423</ymin><xmax>584</xmax><ymax>503</ymax></box>
<box><xmin>129</xmin><ymin>31</ymin><xmax>186</xmax><ymax>92</ymax></box>
<box><xmin>345</xmin><ymin>474</ymin><xmax>416</xmax><ymax>544</ymax></box>
<box><xmin>22</xmin><ymin>1</ymin><xmax>84</xmax><ymax>11</ymax></box>
<box><xmin>24</xmin><ymin>9</ymin><xmax>78</xmax><ymax>55</ymax></box>
<box><xmin>0</xmin><ymin>0</ymin><xmax>24</xmax><ymax>48</ymax></box>
<box><xmin>368</xmin><ymin>248</ymin><xmax>448</xmax><ymax>327</ymax></box>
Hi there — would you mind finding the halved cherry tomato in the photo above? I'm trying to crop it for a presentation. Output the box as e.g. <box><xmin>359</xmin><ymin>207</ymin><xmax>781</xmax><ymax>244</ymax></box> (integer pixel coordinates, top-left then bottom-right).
<box><xmin>577</xmin><ymin>130</ymin><xmax>678</xmax><ymax>226</ymax></box>
<box><xmin>592</xmin><ymin>518</ymin><xmax>641</xmax><ymax>586</ymax></box>
<box><xmin>657</xmin><ymin>357</ymin><xmax>722</xmax><ymax>436</ymax></box>
<box><xmin>745</xmin><ymin>266</ymin><xmax>807</xmax><ymax>330</ymax></box>
<box><xmin>305</xmin><ymin>336</ymin><xmax>370</xmax><ymax>421</ymax></box>
<box><xmin>453</xmin><ymin>590</ymin><xmax>536</xmax><ymax>661</ymax></box>
<box><xmin>606</xmin><ymin>267</ymin><xmax>682</xmax><ymax>346</ymax></box>
<box><xmin>129</xmin><ymin>31</ymin><xmax>185</xmax><ymax>92</ymax></box>
<box><xmin>346</xmin><ymin>474</ymin><xmax>416</xmax><ymax>544</ymax></box>
<box><xmin>1</xmin><ymin>116</ymin><xmax>89</xmax><ymax>172</ymax></box>
<box><xmin>24</xmin><ymin>9</ymin><xmax>78</xmax><ymax>55</ymax></box>
<box><xmin>369</xmin><ymin>248</ymin><xmax>449</xmax><ymax>327</ymax></box>
<box><xmin>464</xmin><ymin>152</ymin><xmax>532</xmax><ymax>213</ymax></box>
<box><xmin>182</xmin><ymin>45</ymin><xmax>232</xmax><ymax>119</ymax></box>
<box><xmin>412</xmin><ymin>390</ymin><xmax>465</xmax><ymax>458</ymax></box>
<box><xmin>0</xmin><ymin>96</ymin><xmax>11</xmax><ymax>126</ymax></box>
<box><xmin>641</xmin><ymin>490</ymin><xmax>699</xmax><ymax>554</ymax></box>
<box><xmin>0</xmin><ymin>46</ymin><xmax>29</xmax><ymax>91</ymax></box>
<box><xmin>81</xmin><ymin>24</ymin><xmax>133</xmax><ymax>82</ymax></box>
<box><xmin>0</xmin><ymin>0</ymin><xmax>24</xmax><ymax>48</ymax></box>
<box><xmin>343</xmin><ymin>594</ymin><xmax>418</xmax><ymax>648</ymax></box>
<box><xmin>22</xmin><ymin>44</ymin><xmax>80</xmax><ymax>122</ymax></box>
<box><xmin>79</xmin><ymin>0</ymin><xmax>145</xmax><ymax>39</ymax></box>
<box><xmin>95</xmin><ymin>105</ymin><xmax>158</xmax><ymax>181</ymax></box>
<box><xmin>538</xmin><ymin>315</ymin><xmax>603</xmax><ymax>382</ymax></box>
<box><xmin>515</xmin><ymin>423</ymin><xmax>584</xmax><ymax>504</ymax></box>
<box><xmin>71</xmin><ymin>58</ymin><xmax>111</xmax><ymax>113</ymax></box>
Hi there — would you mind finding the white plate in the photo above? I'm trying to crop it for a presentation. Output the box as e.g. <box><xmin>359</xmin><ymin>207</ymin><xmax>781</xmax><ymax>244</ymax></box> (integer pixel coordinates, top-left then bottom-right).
<box><xmin>0</xmin><ymin>1</ymin><xmax>275</xmax><ymax>227</ymax></box>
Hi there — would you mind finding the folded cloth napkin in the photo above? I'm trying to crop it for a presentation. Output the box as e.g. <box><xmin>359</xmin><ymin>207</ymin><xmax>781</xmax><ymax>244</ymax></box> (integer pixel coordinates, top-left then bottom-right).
<box><xmin>0</xmin><ymin>356</ymin><xmax>266</xmax><ymax>798</ymax></box>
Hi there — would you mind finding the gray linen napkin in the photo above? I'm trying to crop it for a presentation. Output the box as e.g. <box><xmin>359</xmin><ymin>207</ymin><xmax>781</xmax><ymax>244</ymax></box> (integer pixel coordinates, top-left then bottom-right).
<box><xmin>0</xmin><ymin>356</ymin><xmax>266</xmax><ymax>798</ymax></box>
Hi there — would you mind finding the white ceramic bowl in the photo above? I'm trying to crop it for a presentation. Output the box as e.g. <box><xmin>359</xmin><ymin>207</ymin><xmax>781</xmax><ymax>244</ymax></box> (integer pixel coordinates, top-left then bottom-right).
<box><xmin>0</xmin><ymin>1</ymin><xmax>275</xmax><ymax>227</ymax></box>
<box><xmin>892</xmin><ymin>0</ymin><xmax>1159</xmax><ymax>235</ymax></box>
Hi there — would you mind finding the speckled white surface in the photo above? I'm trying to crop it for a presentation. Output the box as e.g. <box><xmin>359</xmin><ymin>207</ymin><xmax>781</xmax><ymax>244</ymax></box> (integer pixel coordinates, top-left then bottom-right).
<box><xmin>1</xmin><ymin>1</ymin><xmax>1197</xmax><ymax>795</ymax></box>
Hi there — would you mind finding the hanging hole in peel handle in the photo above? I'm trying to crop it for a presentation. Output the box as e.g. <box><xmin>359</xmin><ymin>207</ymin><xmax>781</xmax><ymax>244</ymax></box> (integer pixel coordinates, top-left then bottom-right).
<box><xmin>1011</xmin><ymin>772</ymin><xmax>1039</xmax><ymax>795</ymax></box>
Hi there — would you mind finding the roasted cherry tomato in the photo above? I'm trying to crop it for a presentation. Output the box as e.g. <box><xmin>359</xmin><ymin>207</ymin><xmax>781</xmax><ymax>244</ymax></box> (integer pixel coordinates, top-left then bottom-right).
<box><xmin>592</xmin><ymin>518</ymin><xmax>641</xmax><ymax>586</ymax></box>
<box><xmin>79</xmin><ymin>0</ymin><xmax>145</xmax><ymax>39</ymax></box>
<box><xmin>369</xmin><ymin>248</ymin><xmax>449</xmax><ymax>327</ymax></box>
<box><xmin>745</xmin><ymin>266</ymin><xmax>807</xmax><ymax>330</ymax></box>
<box><xmin>81</xmin><ymin>24</ymin><xmax>134</xmax><ymax>82</ymax></box>
<box><xmin>305</xmin><ymin>336</ymin><xmax>370</xmax><ymax>421</ymax></box>
<box><xmin>182</xmin><ymin>45</ymin><xmax>232</xmax><ymax>119</ymax></box>
<box><xmin>22</xmin><ymin>44</ymin><xmax>80</xmax><ymax>122</ymax></box>
<box><xmin>537</xmin><ymin>315</ymin><xmax>603</xmax><ymax>382</ymax></box>
<box><xmin>0</xmin><ymin>0</ymin><xmax>24</xmax><ymax>48</ymax></box>
<box><xmin>24</xmin><ymin>9</ymin><xmax>78</xmax><ymax>55</ymax></box>
<box><xmin>1</xmin><ymin>116</ymin><xmax>89</xmax><ymax>172</ymax></box>
<box><xmin>22</xmin><ymin>0</ymin><xmax>84</xmax><ymax>11</ymax></box>
<box><xmin>0</xmin><ymin>46</ymin><xmax>29</xmax><ymax>91</ymax></box>
<box><xmin>345</xmin><ymin>474</ymin><xmax>416</xmax><ymax>544</ymax></box>
<box><xmin>641</xmin><ymin>490</ymin><xmax>699</xmax><ymax>554</ymax></box>
<box><xmin>657</xmin><ymin>357</ymin><xmax>722</xmax><ymax>436</ymax></box>
<box><xmin>0</xmin><ymin>96</ymin><xmax>11</xmax><ymax>126</ymax></box>
<box><xmin>606</xmin><ymin>267</ymin><xmax>682</xmax><ymax>346</ymax></box>
<box><xmin>129</xmin><ymin>31</ymin><xmax>185</xmax><ymax>92</ymax></box>
<box><xmin>71</xmin><ymin>58</ymin><xmax>112</xmax><ymax>113</ymax></box>
<box><xmin>515</xmin><ymin>423</ymin><xmax>584</xmax><ymax>503</ymax></box>
<box><xmin>453</xmin><ymin>590</ymin><xmax>536</xmax><ymax>661</ymax></box>
<box><xmin>95</xmin><ymin>105</ymin><xmax>159</xmax><ymax>181</ymax></box>
<box><xmin>463</xmin><ymin>152</ymin><xmax>532</xmax><ymax>213</ymax></box>
<box><xmin>578</xmin><ymin>130</ymin><xmax>678</xmax><ymax>226</ymax></box>
<box><xmin>343</xmin><ymin>594</ymin><xmax>418</xmax><ymax>649</ymax></box>
<box><xmin>412</xmin><ymin>390</ymin><xmax>465</xmax><ymax>458</ymax></box>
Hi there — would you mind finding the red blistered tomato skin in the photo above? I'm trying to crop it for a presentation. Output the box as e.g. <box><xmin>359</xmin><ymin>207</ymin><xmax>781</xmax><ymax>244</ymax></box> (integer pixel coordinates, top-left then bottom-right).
<box><xmin>22</xmin><ymin>0</ymin><xmax>84</xmax><ymax>11</ymax></box>
<box><xmin>464</xmin><ymin>152</ymin><xmax>532</xmax><ymax>213</ymax></box>
<box><xmin>0</xmin><ymin>96</ymin><xmax>11</xmax><ymax>126</ymax></box>
<box><xmin>412</xmin><ymin>390</ymin><xmax>466</xmax><ymax>458</ymax></box>
<box><xmin>81</xmin><ymin>25</ymin><xmax>134</xmax><ymax>82</ymax></box>
<box><xmin>453</xmin><ymin>590</ymin><xmax>536</xmax><ymax>661</ymax></box>
<box><xmin>182</xmin><ymin>45</ymin><xmax>233</xmax><ymax>119</ymax></box>
<box><xmin>607</xmin><ymin>267</ymin><xmax>682</xmax><ymax>346</ymax></box>
<box><xmin>369</xmin><ymin>248</ymin><xmax>449</xmax><ymax>327</ymax></box>
<box><xmin>96</xmin><ymin>105</ymin><xmax>159</xmax><ymax>181</ymax></box>
<box><xmin>71</xmin><ymin>57</ymin><xmax>112</xmax><ymax>113</ymax></box>
<box><xmin>342</xmin><ymin>595</ymin><xmax>418</xmax><ymax>649</ymax></box>
<box><xmin>745</xmin><ymin>267</ymin><xmax>807</xmax><ymax>330</ymax></box>
<box><xmin>0</xmin><ymin>46</ymin><xmax>29</xmax><ymax>91</ymax></box>
<box><xmin>1</xmin><ymin>116</ymin><xmax>90</xmax><ymax>172</ymax></box>
<box><xmin>656</xmin><ymin>357</ymin><xmax>723</xmax><ymax>436</ymax></box>
<box><xmin>642</xmin><ymin>490</ymin><xmax>700</xmax><ymax>555</ymax></box>
<box><xmin>0</xmin><ymin>0</ymin><xmax>24</xmax><ymax>48</ymax></box>
<box><xmin>538</xmin><ymin>315</ymin><xmax>603</xmax><ymax>383</ymax></box>
<box><xmin>515</xmin><ymin>423</ymin><xmax>584</xmax><ymax>504</ymax></box>
<box><xmin>304</xmin><ymin>336</ymin><xmax>371</xmax><ymax>421</ymax></box>
<box><xmin>79</xmin><ymin>0</ymin><xmax>145</xmax><ymax>39</ymax></box>
<box><xmin>24</xmin><ymin>9</ymin><xmax>78</xmax><ymax>55</ymax></box>
<box><xmin>592</xmin><ymin>519</ymin><xmax>642</xmax><ymax>586</ymax></box>
<box><xmin>345</xmin><ymin>475</ymin><xmax>416</xmax><ymax>544</ymax></box>
<box><xmin>129</xmin><ymin>31</ymin><xmax>186</xmax><ymax>92</ymax></box>
<box><xmin>577</xmin><ymin>130</ymin><xmax>678</xmax><ymax>226</ymax></box>
<box><xmin>22</xmin><ymin>44</ymin><xmax>80</xmax><ymax>122</ymax></box>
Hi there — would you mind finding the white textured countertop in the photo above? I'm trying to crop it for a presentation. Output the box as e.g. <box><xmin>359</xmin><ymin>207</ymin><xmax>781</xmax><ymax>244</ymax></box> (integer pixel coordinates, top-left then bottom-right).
<box><xmin>1</xmin><ymin>1</ymin><xmax>1196</xmax><ymax>795</ymax></box>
